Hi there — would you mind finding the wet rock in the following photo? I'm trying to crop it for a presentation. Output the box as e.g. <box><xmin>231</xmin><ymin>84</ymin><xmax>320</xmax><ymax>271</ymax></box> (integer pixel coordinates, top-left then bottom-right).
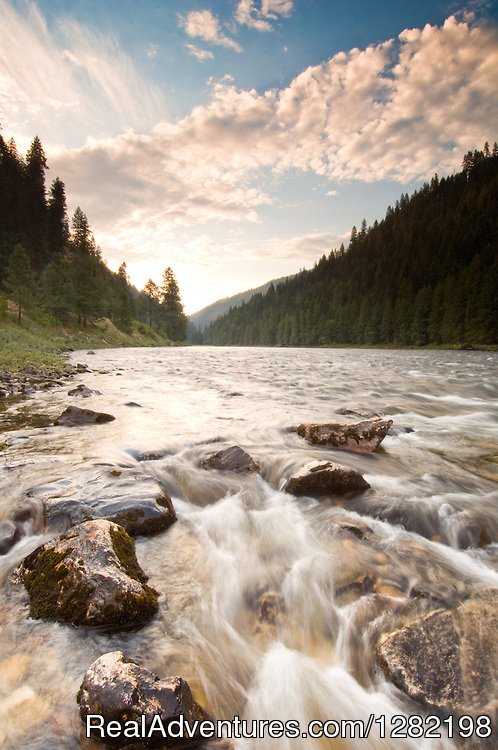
<box><xmin>388</xmin><ymin>425</ymin><xmax>415</xmax><ymax>436</ymax></box>
<box><xmin>284</xmin><ymin>460</ymin><xmax>370</xmax><ymax>497</ymax></box>
<box><xmin>54</xmin><ymin>405</ymin><xmax>115</xmax><ymax>426</ymax></box>
<box><xmin>201</xmin><ymin>445</ymin><xmax>260</xmax><ymax>474</ymax></box>
<box><xmin>30</xmin><ymin>466</ymin><xmax>176</xmax><ymax>536</ymax></box>
<box><xmin>76</xmin><ymin>363</ymin><xmax>90</xmax><ymax>373</ymax></box>
<box><xmin>17</xmin><ymin>519</ymin><xmax>158</xmax><ymax>627</ymax></box>
<box><xmin>0</xmin><ymin>520</ymin><xmax>21</xmax><ymax>555</ymax></box>
<box><xmin>135</xmin><ymin>450</ymin><xmax>172</xmax><ymax>462</ymax></box>
<box><xmin>125</xmin><ymin>401</ymin><xmax>142</xmax><ymax>407</ymax></box>
<box><xmin>256</xmin><ymin>591</ymin><xmax>285</xmax><ymax>626</ymax></box>
<box><xmin>87</xmin><ymin>350</ymin><xmax>96</xmax><ymax>355</ymax></box>
<box><xmin>335</xmin><ymin>573</ymin><xmax>377</xmax><ymax>604</ymax></box>
<box><xmin>377</xmin><ymin>588</ymin><xmax>498</xmax><ymax>720</ymax></box>
<box><xmin>296</xmin><ymin>417</ymin><xmax>392</xmax><ymax>453</ymax></box>
<box><xmin>68</xmin><ymin>384</ymin><xmax>102</xmax><ymax>398</ymax></box>
<box><xmin>78</xmin><ymin>650</ymin><xmax>206</xmax><ymax>748</ymax></box>
<box><xmin>336</xmin><ymin>407</ymin><xmax>381</xmax><ymax>419</ymax></box>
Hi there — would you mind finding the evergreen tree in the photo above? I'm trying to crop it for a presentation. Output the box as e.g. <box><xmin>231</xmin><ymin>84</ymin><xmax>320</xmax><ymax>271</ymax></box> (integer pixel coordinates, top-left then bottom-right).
<box><xmin>160</xmin><ymin>267</ymin><xmax>187</xmax><ymax>341</ymax></box>
<box><xmin>113</xmin><ymin>261</ymin><xmax>133</xmax><ymax>331</ymax></box>
<box><xmin>68</xmin><ymin>207</ymin><xmax>103</xmax><ymax>326</ymax></box>
<box><xmin>5</xmin><ymin>243</ymin><xmax>36</xmax><ymax>322</ymax></box>
<box><xmin>24</xmin><ymin>136</ymin><xmax>48</xmax><ymax>270</ymax></box>
<box><xmin>47</xmin><ymin>177</ymin><xmax>69</xmax><ymax>260</ymax></box>
<box><xmin>142</xmin><ymin>278</ymin><xmax>162</xmax><ymax>328</ymax></box>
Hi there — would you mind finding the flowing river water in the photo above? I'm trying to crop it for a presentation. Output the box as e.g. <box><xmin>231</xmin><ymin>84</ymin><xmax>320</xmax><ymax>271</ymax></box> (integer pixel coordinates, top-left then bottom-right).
<box><xmin>0</xmin><ymin>346</ymin><xmax>497</xmax><ymax>750</ymax></box>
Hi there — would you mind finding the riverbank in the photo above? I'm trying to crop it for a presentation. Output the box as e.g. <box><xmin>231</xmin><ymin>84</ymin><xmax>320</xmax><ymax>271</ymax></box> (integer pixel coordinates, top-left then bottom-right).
<box><xmin>0</xmin><ymin>316</ymin><xmax>170</xmax><ymax>377</ymax></box>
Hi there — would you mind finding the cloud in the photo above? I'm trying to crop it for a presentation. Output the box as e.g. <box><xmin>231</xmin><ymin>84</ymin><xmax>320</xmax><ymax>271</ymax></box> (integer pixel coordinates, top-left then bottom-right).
<box><xmin>146</xmin><ymin>43</ymin><xmax>158</xmax><ymax>58</ymax></box>
<box><xmin>235</xmin><ymin>0</ymin><xmax>294</xmax><ymax>31</ymax></box>
<box><xmin>186</xmin><ymin>43</ymin><xmax>214</xmax><ymax>62</ymax></box>
<box><xmin>251</xmin><ymin>231</ymin><xmax>342</xmax><ymax>261</ymax></box>
<box><xmin>178</xmin><ymin>9</ymin><xmax>242</xmax><ymax>52</ymax></box>
<box><xmin>0</xmin><ymin>0</ymin><xmax>165</xmax><ymax>146</ymax></box>
<box><xmin>4</xmin><ymin>4</ymin><xmax>497</xmax><ymax>307</ymax></box>
<box><xmin>44</xmin><ymin>14</ymin><xmax>498</xmax><ymax>247</ymax></box>
<box><xmin>326</xmin><ymin>189</ymin><xmax>339</xmax><ymax>197</ymax></box>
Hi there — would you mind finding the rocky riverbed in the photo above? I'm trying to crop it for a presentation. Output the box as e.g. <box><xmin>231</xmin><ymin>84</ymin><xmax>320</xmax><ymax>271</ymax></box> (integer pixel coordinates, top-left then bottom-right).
<box><xmin>0</xmin><ymin>346</ymin><xmax>497</xmax><ymax>750</ymax></box>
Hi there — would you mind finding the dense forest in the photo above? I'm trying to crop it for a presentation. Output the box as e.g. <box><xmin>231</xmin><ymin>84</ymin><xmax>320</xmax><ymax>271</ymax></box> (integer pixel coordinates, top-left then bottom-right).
<box><xmin>0</xmin><ymin>132</ymin><xmax>187</xmax><ymax>341</ymax></box>
<box><xmin>202</xmin><ymin>144</ymin><xmax>498</xmax><ymax>347</ymax></box>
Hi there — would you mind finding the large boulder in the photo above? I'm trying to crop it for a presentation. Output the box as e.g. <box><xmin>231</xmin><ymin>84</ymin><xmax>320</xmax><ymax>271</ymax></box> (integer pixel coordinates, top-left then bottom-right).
<box><xmin>201</xmin><ymin>446</ymin><xmax>260</xmax><ymax>474</ymax></box>
<box><xmin>78</xmin><ymin>651</ymin><xmax>206</xmax><ymax>748</ymax></box>
<box><xmin>17</xmin><ymin>519</ymin><xmax>158</xmax><ymax>628</ymax></box>
<box><xmin>377</xmin><ymin>588</ymin><xmax>498</xmax><ymax>720</ymax></box>
<box><xmin>295</xmin><ymin>417</ymin><xmax>392</xmax><ymax>453</ymax></box>
<box><xmin>55</xmin><ymin>405</ymin><xmax>115</xmax><ymax>426</ymax></box>
<box><xmin>284</xmin><ymin>460</ymin><xmax>370</xmax><ymax>497</ymax></box>
<box><xmin>29</xmin><ymin>465</ymin><xmax>176</xmax><ymax>537</ymax></box>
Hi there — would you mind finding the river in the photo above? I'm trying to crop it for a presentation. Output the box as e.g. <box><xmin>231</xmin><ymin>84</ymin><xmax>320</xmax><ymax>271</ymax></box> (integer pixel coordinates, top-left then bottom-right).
<box><xmin>0</xmin><ymin>346</ymin><xmax>497</xmax><ymax>750</ymax></box>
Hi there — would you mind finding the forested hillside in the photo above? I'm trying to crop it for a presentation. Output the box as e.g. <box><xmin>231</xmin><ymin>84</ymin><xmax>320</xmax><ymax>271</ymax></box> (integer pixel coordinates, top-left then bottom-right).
<box><xmin>203</xmin><ymin>145</ymin><xmax>498</xmax><ymax>347</ymax></box>
<box><xmin>0</xmin><ymin>133</ymin><xmax>186</xmax><ymax>341</ymax></box>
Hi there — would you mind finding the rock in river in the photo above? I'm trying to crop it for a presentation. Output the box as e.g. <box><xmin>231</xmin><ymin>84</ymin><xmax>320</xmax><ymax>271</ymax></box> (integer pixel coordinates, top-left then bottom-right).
<box><xmin>17</xmin><ymin>519</ymin><xmax>158</xmax><ymax>627</ymax></box>
<box><xmin>67</xmin><ymin>384</ymin><xmax>102</xmax><ymax>398</ymax></box>
<box><xmin>55</xmin><ymin>405</ymin><xmax>115</xmax><ymax>426</ymax></box>
<box><xmin>201</xmin><ymin>445</ymin><xmax>260</xmax><ymax>474</ymax></box>
<box><xmin>78</xmin><ymin>650</ymin><xmax>206</xmax><ymax>748</ymax></box>
<box><xmin>29</xmin><ymin>464</ymin><xmax>176</xmax><ymax>536</ymax></box>
<box><xmin>377</xmin><ymin>588</ymin><xmax>498</xmax><ymax>720</ymax></box>
<box><xmin>284</xmin><ymin>460</ymin><xmax>370</xmax><ymax>497</ymax></box>
<box><xmin>296</xmin><ymin>417</ymin><xmax>392</xmax><ymax>453</ymax></box>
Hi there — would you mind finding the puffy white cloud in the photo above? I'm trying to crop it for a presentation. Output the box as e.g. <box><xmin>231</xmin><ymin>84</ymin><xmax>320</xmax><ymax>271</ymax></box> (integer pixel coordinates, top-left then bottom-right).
<box><xmin>45</xmin><ymin>14</ymin><xmax>498</xmax><ymax>251</ymax></box>
<box><xmin>262</xmin><ymin>0</ymin><xmax>294</xmax><ymax>17</ymax></box>
<box><xmin>186</xmin><ymin>43</ymin><xmax>214</xmax><ymax>62</ymax></box>
<box><xmin>178</xmin><ymin>9</ymin><xmax>242</xmax><ymax>52</ymax></box>
<box><xmin>235</xmin><ymin>0</ymin><xmax>294</xmax><ymax>31</ymax></box>
<box><xmin>3</xmin><ymin>3</ymin><xmax>497</xmax><ymax>309</ymax></box>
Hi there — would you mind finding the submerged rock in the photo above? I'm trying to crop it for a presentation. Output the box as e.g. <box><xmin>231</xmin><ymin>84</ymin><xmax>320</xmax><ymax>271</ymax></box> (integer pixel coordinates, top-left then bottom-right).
<box><xmin>0</xmin><ymin>499</ymin><xmax>44</xmax><ymax>556</ymax></box>
<box><xmin>68</xmin><ymin>384</ymin><xmax>102</xmax><ymax>398</ymax></box>
<box><xmin>284</xmin><ymin>460</ymin><xmax>370</xmax><ymax>497</ymax></box>
<box><xmin>377</xmin><ymin>588</ymin><xmax>498</xmax><ymax>720</ymax></box>
<box><xmin>201</xmin><ymin>445</ymin><xmax>260</xmax><ymax>474</ymax></box>
<box><xmin>0</xmin><ymin>520</ymin><xmax>20</xmax><ymax>555</ymax></box>
<box><xmin>78</xmin><ymin>650</ymin><xmax>206</xmax><ymax>748</ymax></box>
<box><xmin>17</xmin><ymin>519</ymin><xmax>158</xmax><ymax>628</ymax></box>
<box><xmin>55</xmin><ymin>405</ymin><xmax>115</xmax><ymax>426</ymax></box>
<box><xmin>30</xmin><ymin>465</ymin><xmax>176</xmax><ymax>536</ymax></box>
<box><xmin>295</xmin><ymin>417</ymin><xmax>392</xmax><ymax>453</ymax></box>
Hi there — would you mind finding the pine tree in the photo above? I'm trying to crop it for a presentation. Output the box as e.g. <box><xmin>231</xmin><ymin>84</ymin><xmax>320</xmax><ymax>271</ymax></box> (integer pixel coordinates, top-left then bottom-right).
<box><xmin>5</xmin><ymin>243</ymin><xmax>37</xmax><ymax>322</ymax></box>
<box><xmin>68</xmin><ymin>207</ymin><xmax>103</xmax><ymax>326</ymax></box>
<box><xmin>47</xmin><ymin>177</ymin><xmax>69</xmax><ymax>260</ymax></box>
<box><xmin>113</xmin><ymin>261</ymin><xmax>133</xmax><ymax>331</ymax></box>
<box><xmin>160</xmin><ymin>267</ymin><xmax>187</xmax><ymax>341</ymax></box>
<box><xmin>24</xmin><ymin>136</ymin><xmax>48</xmax><ymax>270</ymax></box>
<box><xmin>142</xmin><ymin>278</ymin><xmax>162</xmax><ymax>328</ymax></box>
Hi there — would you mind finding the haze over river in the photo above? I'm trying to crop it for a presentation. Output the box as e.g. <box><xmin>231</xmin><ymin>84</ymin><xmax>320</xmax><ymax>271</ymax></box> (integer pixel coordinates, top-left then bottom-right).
<box><xmin>0</xmin><ymin>347</ymin><xmax>497</xmax><ymax>750</ymax></box>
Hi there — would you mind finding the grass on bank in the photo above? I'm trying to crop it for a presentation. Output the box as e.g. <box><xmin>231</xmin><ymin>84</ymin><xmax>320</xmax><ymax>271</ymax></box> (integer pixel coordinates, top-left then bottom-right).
<box><xmin>0</xmin><ymin>309</ymin><xmax>172</xmax><ymax>374</ymax></box>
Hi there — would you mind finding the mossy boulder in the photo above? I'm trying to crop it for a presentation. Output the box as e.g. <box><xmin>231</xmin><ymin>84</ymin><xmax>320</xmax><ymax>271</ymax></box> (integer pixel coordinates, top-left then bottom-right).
<box><xmin>78</xmin><ymin>651</ymin><xmax>206</xmax><ymax>748</ymax></box>
<box><xmin>295</xmin><ymin>417</ymin><xmax>392</xmax><ymax>453</ymax></box>
<box><xmin>17</xmin><ymin>519</ymin><xmax>158</xmax><ymax>628</ymax></box>
<box><xmin>377</xmin><ymin>588</ymin><xmax>498</xmax><ymax>720</ymax></box>
<box><xmin>284</xmin><ymin>460</ymin><xmax>370</xmax><ymax>497</ymax></box>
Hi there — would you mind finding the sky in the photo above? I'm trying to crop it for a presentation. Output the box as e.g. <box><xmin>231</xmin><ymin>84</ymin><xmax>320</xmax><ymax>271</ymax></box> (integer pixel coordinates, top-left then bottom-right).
<box><xmin>1</xmin><ymin>0</ymin><xmax>498</xmax><ymax>314</ymax></box>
